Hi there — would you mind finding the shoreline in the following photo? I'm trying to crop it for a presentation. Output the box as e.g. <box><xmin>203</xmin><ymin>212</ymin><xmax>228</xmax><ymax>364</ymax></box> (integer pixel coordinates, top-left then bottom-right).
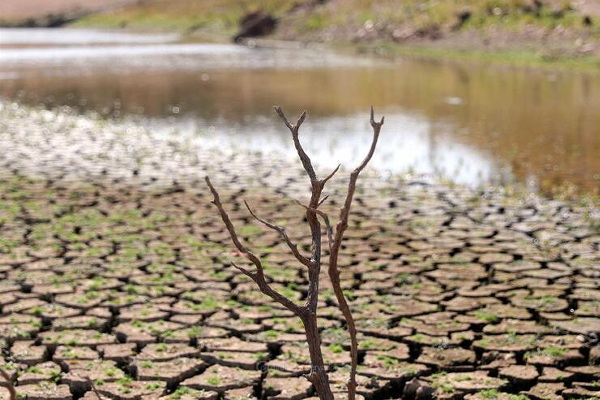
<box><xmin>2</xmin><ymin>24</ymin><xmax>599</xmax><ymax>72</ymax></box>
<box><xmin>1</xmin><ymin>99</ymin><xmax>598</xmax><ymax>204</ymax></box>
<box><xmin>0</xmin><ymin>101</ymin><xmax>561</xmax><ymax>200</ymax></box>
<box><xmin>2</xmin><ymin>0</ymin><xmax>600</xmax><ymax>71</ymax></box>
<box><xmin>1</xmin><ymin>99</ymin><xmax>599</xmax><ymax>208</ymax></box>
<box><xmin>234</xmin><ymin>36</ymin><xmax>600</xmax><ymax>73</ymax></box>
<box><xmin>67</xmin><ymin>0</ymin><xmax>600</xmax><ymax>72</ymax></box>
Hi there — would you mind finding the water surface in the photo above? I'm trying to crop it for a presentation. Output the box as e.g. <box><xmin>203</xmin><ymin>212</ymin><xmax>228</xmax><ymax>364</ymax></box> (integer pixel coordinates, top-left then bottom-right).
<box><xmin>1</xmin><ymin>28</ymin><xmax>599</xmax><ymax>195</ymax></box>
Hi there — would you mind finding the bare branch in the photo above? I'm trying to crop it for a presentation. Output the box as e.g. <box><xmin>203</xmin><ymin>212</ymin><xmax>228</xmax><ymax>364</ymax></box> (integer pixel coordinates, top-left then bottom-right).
<box><xmin>205</xmin><ymin>177</ymin><xmax>303</xmax><ymax>316</ymax></box>
<box><xmin>273</xmin><ymin>106</ymin><xmax>317</xmax><ymax>184</ymax></box>
<box><xmin>294</xmin><ymin>200</ymin><xmax>334</xmax><ymax>251</ymax></box>
<box><xmin>244</xmin><ymin>200</ymin><xmax>312</xmax><ymax>268</ymax></box>
<box><xmin>326</xmin><ymin>107</ymin><xmax>384</xmax><ymax>400</ymax></box>
<box><xmin>294</xmin><ymin>200</ymin><xmax>327</xmax><ymax>218</ymax></box>
<box><xmin>317</xmin><ymin>195</ymin><xmax>330</xmax><ymax>208</ymax></box>
<box><xmin>273</xmin><ymin>107</ymin><xmax>325</xmax><ymax>316</ymax></box>
<box><xmin>272</xmin><ymin>105</ymin><xmax>332</xmax><ymax>398</ymax></box>
<box><xmin>332</xmin><ymin>106</ymin><xmax>383</xmax><ymax>259</ymax></box>
<box><xmin>321</xmin><ymin>213</ymin><xmax>334</xmax><ymax>252</ymax></box>
<box><xmin>207</xmin><ymin>174</ymin><xmax>331</xmax><ymax>396</ymax></box>
<box><xmin>230</xmin><ymin>261</ymin><xmax>256</xmax><ymax>280</ymax></box>
<box><xmin>0</xmin><ymin>367</ymin><xmax>16</xmax><ymax>400</ymax></box>
<box><xmin>370</xmin><ymin>105</ymin><xmax>385</xmax><ymax>128</ymax></box>
<box><xmin>205</xmin><ymin>176</ymin><xmax>262</xmax><ymax>268</ymax></box>
<box><xmin>322</xmin><ymin>164</ymin><xmax>341</xmax><ymax>186</ymax></box>
<box><xmin>273</xmin><ymin>105</ymin><xmax>305</xmax><ymax>131</ymax></box>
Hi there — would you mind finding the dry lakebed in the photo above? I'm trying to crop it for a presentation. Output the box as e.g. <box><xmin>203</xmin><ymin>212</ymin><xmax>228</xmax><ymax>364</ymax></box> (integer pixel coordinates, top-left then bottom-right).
<box><xmin>0</xmin><ymin>102</ymin><xmax>598</xmax><ymax>399</ymax></box>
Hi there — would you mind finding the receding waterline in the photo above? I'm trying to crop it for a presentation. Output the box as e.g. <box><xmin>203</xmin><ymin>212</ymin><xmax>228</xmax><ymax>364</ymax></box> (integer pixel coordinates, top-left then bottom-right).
<box><xmin>0</xmin><ymin>28</ymin><xmax>598</xmax><ymax>195</ymax></box>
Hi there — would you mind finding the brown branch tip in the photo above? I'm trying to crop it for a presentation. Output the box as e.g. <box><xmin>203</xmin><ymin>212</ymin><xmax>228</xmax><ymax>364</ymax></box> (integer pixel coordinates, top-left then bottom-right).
<box><xmin>370</xmin><ymin>106</ymin><xmax>384</xmax><ymax>127</ymax></box>
<box><xmin>274</xmin><ymin>106</ymin><xmax>307</xmax><ymax>130</ymax></box>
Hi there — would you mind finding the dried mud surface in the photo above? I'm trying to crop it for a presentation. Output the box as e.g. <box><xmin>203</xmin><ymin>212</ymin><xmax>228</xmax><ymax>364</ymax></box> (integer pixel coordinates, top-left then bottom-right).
<box><xmin>0</xmin><ymin>102</ymin><xmax>599</xmax><ymax>400</ymax></box>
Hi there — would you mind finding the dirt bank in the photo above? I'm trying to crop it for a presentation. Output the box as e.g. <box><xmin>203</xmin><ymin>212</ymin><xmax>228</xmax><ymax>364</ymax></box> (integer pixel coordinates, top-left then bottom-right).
<box><xmin>3</xmin><ymin>1</ymin><xmax>600</xmax><ymax>63</ymax></box>
<box><xmin>51</xmin><ymin>0</ymin><xmax>600</xmax><ymax>63</ymax></box>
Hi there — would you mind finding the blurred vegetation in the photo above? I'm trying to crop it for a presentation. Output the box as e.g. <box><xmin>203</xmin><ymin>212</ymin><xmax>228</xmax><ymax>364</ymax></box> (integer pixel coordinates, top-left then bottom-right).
<box><xmin>74</xmin><ymin>0</ymin><xmax>599</xmax><ymax>37</ymax></box>
<box><xmin>67</xmin><ymin>0</ymin><xmax>600</xmax><ymax>67</ymax></box>
<box><xmin>73</xmin><ymin>0</ymin><xmax>292</xmax><ymax>36</ymax></box>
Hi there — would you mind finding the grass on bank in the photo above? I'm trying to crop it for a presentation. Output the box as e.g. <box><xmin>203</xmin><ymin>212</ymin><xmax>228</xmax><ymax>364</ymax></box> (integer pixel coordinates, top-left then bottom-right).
<box><xmin>72</xmin><ymin>0</ymin><xmax>293</xmax><ymax>34</ymax></box>
<box><xmin>351</xmin><ymin>41</ymin><xmax>600</xmax><ymax>72</ymax></box>
<box><xmin>289</xmin><ymin>0</ymin><xmax>598</xmax><ymax>34</ymax></box>
<box><xmin>74</xmin><ymin>0</ymin><xmax>600</xmax><ymax>35</ymax></box>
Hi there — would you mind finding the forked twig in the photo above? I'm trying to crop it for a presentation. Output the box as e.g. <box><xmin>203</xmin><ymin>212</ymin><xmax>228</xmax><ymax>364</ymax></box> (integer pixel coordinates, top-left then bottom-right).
<box><xmin>0</xmin><ymin>367</ymin><xmax>16</xmax><ymax>400</ymax></box>
<box><xmin>206</xmin><ymin>176</ymin><xmax>304</xmax><ymax>316</ymax></box>
<box><xmin>292</xmin><ymin>107</ymin><xmax>383</xmax><ymax>400</ymax></box>
<box><xmin>327</xmin><ymin>106</ymin><xmax>384</xmax><ymax>400</ymax></box>
<box><xmin>244</xmin><ymin>200</ymin><xmax>312</xmax><ymax>268</ymax></box>
<box><xmin>334</xmin><ymin>106</ymin><xmax>384</xmax><ymax>252</ymax></box>
<box><xmin>274</xmin><ymin>108</ymin><xmax>341</xmax><ymax>400</ymax></box>
<box><xmin>274</xmin><ymin>106</ymin><xmax>327</xmax><ymax>313</ymax></box>
<box><xmin>294</xmin><ymin>200</ymin><xmax>334</xmax><ymax>251</ymax></box>
<box><xmin>274</xmin><ymin>107</ymin><xmax>316</xmax><ymax>183</ymax></box>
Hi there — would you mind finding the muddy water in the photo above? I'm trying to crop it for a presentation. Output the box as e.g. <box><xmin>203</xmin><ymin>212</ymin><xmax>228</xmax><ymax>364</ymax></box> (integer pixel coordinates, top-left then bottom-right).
<box><xmin>0</xmin><ymin>28</ymin><xmax>599</xmax><ymax>195</ymax></box>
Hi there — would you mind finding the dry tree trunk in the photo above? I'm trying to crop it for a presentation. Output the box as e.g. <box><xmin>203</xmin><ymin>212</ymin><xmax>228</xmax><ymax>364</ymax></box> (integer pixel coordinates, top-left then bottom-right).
<box><xmin>206</xmin><ymin>106</ymin><xmax>383</xmax><ymax>400</ymax></box>
<box><xmin>0</xmin><ymin>367</ymin><xmax>16</xmax><ymax>400</ymax></box>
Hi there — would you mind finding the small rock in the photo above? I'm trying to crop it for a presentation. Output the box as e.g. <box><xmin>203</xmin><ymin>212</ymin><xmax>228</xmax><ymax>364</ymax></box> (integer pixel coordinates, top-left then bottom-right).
<box><xmin>234</xmin><ymin>11</ymin><xmax>277</xmax><ymax>42</ymax></box>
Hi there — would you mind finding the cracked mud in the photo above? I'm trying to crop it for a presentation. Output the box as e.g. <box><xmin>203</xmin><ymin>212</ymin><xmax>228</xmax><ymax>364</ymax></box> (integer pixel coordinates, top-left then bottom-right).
<box><xmin>0</xmin><ymin>103</ymin><xmax>599</xmax><ymax>400</ymax></box>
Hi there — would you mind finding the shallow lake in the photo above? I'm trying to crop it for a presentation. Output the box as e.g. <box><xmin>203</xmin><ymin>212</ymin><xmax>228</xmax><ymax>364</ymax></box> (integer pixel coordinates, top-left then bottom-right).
<box><xmin>1</xmin><ymin>28</ymin><xmax>599</xmax><ymax>196</ymax></box>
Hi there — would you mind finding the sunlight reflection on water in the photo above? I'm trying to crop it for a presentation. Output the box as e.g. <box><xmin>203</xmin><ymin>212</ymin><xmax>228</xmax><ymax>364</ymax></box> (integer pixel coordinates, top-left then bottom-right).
<box><xmin>144</xmin><ymin>111</ymin><xmax>504</xmax><ymax>187</ymax></box>
<box><xmin>0</xmin><ymin>28</ymin><xmax>180</xmax><ymax>45</ymax></box>
<box><xmin>1</xmin><ymin>28</ymin><xmax>598</xmax><ymax>195</ymax></box>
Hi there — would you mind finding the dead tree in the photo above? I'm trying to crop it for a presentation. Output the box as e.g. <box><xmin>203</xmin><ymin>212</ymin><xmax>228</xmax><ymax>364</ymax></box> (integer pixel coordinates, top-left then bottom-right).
<box><xmin>206</xmin><ymin>106</ymin><xmax>383</xmax><ymax>400</ymax></box>
<box><xmin>0</xmin><ymin>367</ymin><xmax>16</xmax><ymax>400</ymax></box>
